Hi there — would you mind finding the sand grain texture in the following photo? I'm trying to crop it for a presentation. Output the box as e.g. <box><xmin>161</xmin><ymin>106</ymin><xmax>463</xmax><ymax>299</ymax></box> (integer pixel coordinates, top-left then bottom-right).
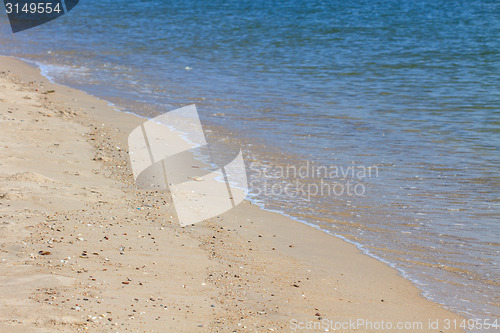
<box><xmin>0</xmin><ymin>56</ymin><xmax>464</xmax><ymax>332</ymax></box>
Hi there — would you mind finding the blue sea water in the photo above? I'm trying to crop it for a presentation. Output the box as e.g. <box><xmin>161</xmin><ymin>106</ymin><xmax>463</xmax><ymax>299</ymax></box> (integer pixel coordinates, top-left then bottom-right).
<box><xmin>1</xmin><ymin>0</ymin><xmax>499</xmax><ymax>320</ymax></box>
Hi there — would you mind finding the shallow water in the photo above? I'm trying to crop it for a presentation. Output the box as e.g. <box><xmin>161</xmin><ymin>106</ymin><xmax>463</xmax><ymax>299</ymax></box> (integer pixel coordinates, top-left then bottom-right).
<box><xmin>0</xmin><ymin>0</ymin><xmax>498</xmax><ymax>319</ymax></box>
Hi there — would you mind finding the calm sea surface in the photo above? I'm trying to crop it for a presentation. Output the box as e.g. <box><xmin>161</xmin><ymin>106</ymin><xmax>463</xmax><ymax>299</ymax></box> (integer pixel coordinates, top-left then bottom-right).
<box><xmin>1</xmin><ymin>0</ymin><xmax>499</xmax><ymax>320</ymax></box>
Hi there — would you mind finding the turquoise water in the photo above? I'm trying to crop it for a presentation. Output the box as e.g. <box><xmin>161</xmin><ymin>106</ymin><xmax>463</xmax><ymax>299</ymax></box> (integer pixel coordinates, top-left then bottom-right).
<box><xmin>1</xmin><ymin>0</ymin><xmax>499</xmax><ymax>320</ymax></box>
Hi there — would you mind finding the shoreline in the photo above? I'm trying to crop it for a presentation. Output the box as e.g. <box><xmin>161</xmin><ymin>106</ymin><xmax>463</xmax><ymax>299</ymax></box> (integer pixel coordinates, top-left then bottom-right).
<box><xmin>13</xmin><ymin>55</ymin><xmax>499</xmax><ymax>321</ymax></box>
<box><xmin>19</xmin><ymin>56</ymin><xmax>414</xmax><ymax>285</ymax></box>
<box><xmin>0</xmin><ymin>55</ymin><xmax>465</xmax><ymax>332</ymax></box>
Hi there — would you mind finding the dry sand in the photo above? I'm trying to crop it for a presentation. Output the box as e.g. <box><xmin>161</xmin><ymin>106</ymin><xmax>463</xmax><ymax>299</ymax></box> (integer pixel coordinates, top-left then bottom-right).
<box><xmin>0</xmin><ymin>56</ymin><xmax>464</xmax><ymax>332</ymax></box>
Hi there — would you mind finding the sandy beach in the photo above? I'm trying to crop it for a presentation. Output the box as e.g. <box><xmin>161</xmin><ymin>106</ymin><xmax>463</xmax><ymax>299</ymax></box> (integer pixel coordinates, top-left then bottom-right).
<box><xmin>0</xmin><ymin>56</ymin><xmax>465</xmax><ymax>332</ymax></box>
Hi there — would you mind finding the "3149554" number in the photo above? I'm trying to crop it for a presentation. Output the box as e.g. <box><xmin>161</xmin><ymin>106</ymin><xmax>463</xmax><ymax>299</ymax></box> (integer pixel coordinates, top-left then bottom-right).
<box><xmin>5</xmin><ymin>2</ymin><xmax>62</xmax><ymax>15</ymax></box>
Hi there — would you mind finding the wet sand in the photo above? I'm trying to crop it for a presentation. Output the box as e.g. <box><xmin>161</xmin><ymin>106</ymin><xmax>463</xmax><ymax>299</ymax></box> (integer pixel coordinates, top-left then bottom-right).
<box><xmin>0</xmin><ymin>56</ymin><xmax>464</xmax><ymax>332</ymax></box>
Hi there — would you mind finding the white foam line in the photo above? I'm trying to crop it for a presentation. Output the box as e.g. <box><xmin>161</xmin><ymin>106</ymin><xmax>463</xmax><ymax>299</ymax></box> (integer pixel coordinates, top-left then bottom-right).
<box><xmin>13</xmin><ymin>56</ymin><xmax>150</xmax><ymax>121</ymax></box>
<box><xmin>14</xmin><ymin>54</ymin><xmax>472</xmax><ymax>319</ymax></box>
<box><xmin>244</xmin><ymin>192</ymin><xmax>471</xmax><ymax>317</ymax></box>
